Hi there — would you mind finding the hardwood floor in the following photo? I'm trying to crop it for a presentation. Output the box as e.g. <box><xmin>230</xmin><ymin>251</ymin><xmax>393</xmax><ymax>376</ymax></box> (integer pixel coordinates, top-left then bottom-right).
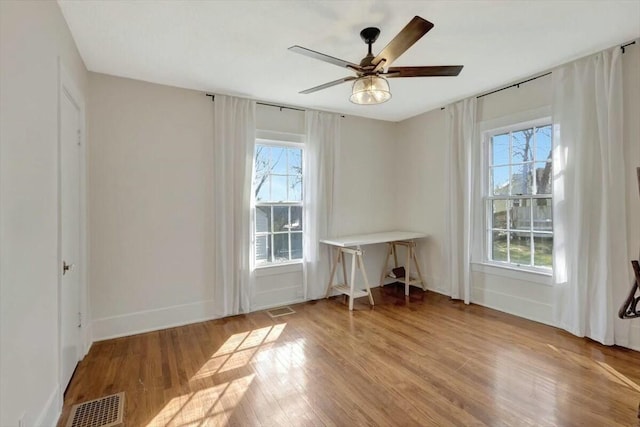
<box><xmin>59</xmin><ymin>286</ymin><xmax>640</xmax><ymax>426</ymax></box>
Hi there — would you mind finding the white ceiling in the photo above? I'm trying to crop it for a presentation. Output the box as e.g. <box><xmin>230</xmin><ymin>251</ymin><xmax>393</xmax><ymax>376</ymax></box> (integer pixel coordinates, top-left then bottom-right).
<box><xmin>58</xmin><ymin>1</ymin><xmax>640</xmax><ymax>122</ymax></box>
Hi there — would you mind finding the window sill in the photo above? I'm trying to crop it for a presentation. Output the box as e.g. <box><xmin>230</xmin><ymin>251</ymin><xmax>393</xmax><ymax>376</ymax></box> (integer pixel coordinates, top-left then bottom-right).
<box><xmin>254</xmin><ymin>261</ymin><xmax>303</xmax><ymax>277</ymax></box>
<box><xmin>471</xmin><ymin>262</ymin><xmax>553</xmax><ymax>286</ymax></box>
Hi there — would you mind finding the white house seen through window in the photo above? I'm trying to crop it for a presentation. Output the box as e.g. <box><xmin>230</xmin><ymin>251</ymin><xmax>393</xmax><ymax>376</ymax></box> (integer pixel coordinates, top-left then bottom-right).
<box><xmin>486</xmin><ymin>121</ymin><xmax>553</xmax><ymax>270</ymax></box>
<box><xmin>253</xmin><ymin>142</ymin><xmax>303</xmax><ymax>265</ymax></box>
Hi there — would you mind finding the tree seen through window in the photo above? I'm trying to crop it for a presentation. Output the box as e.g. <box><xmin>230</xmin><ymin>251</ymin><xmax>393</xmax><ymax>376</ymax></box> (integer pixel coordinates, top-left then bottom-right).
<box><xmin>253</xmin><ymin>143</ymin><xmax>303</xmax><ymax>265</ymax></box>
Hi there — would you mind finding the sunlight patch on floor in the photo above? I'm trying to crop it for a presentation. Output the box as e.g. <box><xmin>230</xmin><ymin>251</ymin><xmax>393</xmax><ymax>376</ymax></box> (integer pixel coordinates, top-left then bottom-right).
<box><xmin>192</xmin><ymin>324</ymin><xmax>286</xmax><ymax>381</ymax></box>
<box><xmin>547</xmin><ymin>343</ymin><xmax>640</xmax><ymax>391</ymax></box>
<box><xmin>146</xmin><ymin>374</ymin><xmax>255</xmax><ymax>427</ymax></box>
<box><xmin>596</xmin><ymin>360</ymin><xmax>640</xmax><ymax>392</ymax></box>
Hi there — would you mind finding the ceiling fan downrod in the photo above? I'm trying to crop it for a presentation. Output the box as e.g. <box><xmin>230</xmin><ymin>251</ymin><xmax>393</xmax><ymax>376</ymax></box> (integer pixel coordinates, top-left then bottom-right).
<box><xmin>359</xmin><ymin>27</ymin><xmax>380</xmax><ymax>68</ymax></box>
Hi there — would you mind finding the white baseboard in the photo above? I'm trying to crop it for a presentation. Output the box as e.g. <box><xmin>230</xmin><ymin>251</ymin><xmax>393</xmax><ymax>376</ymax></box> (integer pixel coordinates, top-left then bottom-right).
<box><xmin>82</xmin><ymin>323</ymin><xmax>92</xmax><ymax>357</ymax></box>
<box><xmin>472</xmin><ymin>286</ymin><xmax>555</xmax><ymax>327</ymax></box>
<box><xmin>423</xmin><ymin>275</ymin><xmax>449</xmax><ymax>296</ymax></box>
<box><xmin>92</xmin><ymin>299</ymin><xmax>220</xmax><ymax>341</ymax></box>
<box><xmin>426</xmin><ymin>285</ymin><xmax>450</xmax><ymax>296</ymax></box>
<box><xmin>35</xmin><ymin>385</ymin><xmax>61</xmax><ymax>427</ymax></box>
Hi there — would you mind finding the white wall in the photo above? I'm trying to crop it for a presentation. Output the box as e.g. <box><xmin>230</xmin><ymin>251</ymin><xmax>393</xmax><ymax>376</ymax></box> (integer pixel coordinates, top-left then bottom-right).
<box><xmin>0</xmin><ymin>1</ymin><xmax>88</xmax><ymax>425</ymax></box>
<box><xmin>333</xmin><ymin>115</ymin><xmax>400</xmax><ymax>292</ymax></box>
<box><xmin>88</xmin><ymin>77</ymin><xmax>399</xmax><ymax>335</ymax></box>
<box><xmin>392</xmin><ymin>108</ymin><xmax>449</xmax><ymax>293</ymax></box>
<box><xmin>396</xmin><ymin>45</ymin><xmax>640</xmax><ymax>331</ymax></box>
<box><xmin>88</xmin><ymin>73</ymin><xmax>215</xmax><ymax>339</ymax></box>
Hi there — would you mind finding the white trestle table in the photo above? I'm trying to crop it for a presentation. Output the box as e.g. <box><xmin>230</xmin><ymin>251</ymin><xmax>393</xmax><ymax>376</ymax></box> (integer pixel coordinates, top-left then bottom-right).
<box><xmin>320</xmin><ymin>231</ymin><xmax>428</xmax><ymax>310</ymax></box>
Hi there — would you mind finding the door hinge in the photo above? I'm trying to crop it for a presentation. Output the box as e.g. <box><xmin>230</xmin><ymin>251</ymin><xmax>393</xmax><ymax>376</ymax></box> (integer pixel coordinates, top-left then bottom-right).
<box><xmin>77</xmin><ymin>129</ymin><xmax>81</xmax><ymax>146</ymax></box>
<box><xmin>78</xmin><ymin>311</ymin><xmax>82</xmax><ymax>328</ymax></box>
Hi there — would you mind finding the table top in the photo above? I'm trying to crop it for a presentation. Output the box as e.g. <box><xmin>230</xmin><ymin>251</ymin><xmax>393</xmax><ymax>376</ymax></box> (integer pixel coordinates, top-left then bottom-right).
<box><xmin>320</xmin><ymin>231</ymin><xmax>427</xmax><ymax>248</ymax></box>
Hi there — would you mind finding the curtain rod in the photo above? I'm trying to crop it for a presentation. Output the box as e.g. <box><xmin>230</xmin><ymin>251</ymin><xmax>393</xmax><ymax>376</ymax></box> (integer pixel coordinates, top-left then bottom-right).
<box><xmin>205</xmin><ymin>93</ymin><xmax>346</xmax><ymax>117</ymax></box>
<box><xmin>441</xmin><ymin>40</ymin><xmax>637</xmax><ymax>109</ymax></box>
<box><xmin>205</xmin><ymin>94</ymin><xmax>304</xmax><ymax>112</ymax></box>
<box><xmin>476</xmin><ymin>72</ymin><xmax>552</xmax><ymax>100</ymax></box>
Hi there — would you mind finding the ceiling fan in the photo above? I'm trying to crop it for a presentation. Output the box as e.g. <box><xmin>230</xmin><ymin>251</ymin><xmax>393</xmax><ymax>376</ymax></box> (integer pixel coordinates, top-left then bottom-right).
<box><xmin>288</xmin><ymin>16</ymin><xmax>463</xmax><ymax>105</ymax></box>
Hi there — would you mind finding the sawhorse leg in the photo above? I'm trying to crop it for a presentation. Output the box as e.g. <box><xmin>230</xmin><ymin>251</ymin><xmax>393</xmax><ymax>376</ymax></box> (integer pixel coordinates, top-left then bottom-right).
<box><xmin>357</xmin><ymin>249</ymin><xmax>374</xmax><ymax>306</ymax></box>
<box><xmin>325</xmin><ymin>245</ymin><xmax>374</xmax><ymax>310</ymax></box>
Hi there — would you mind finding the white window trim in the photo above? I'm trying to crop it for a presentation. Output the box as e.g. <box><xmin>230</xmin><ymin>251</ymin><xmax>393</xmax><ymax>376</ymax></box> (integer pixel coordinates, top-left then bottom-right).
<box><xmin>480</xmin><ymin>109</ymin><xmax>553</xmax><ymax>275</ymax></box>
<box><xmin>254</xmin><ymin>261</ymin><xmax>303</xmax><ymax>276</ymax></box>
<box><xmin>256</xmin><ymin>129</ymin><xmax>305</xmax><ymax>144</ymax></box>
<box><xmin>471</xmin><ymin>262</ymin><xmax>553</xmax><ymax>286</ymax></box>
<box><xmin>253</xmin><ymin>137</ymin><xmax>305</xmax><ymax>268</ymax></box>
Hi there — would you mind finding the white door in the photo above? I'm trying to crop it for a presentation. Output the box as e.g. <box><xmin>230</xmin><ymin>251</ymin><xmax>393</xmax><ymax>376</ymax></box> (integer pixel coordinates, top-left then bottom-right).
<box><xmin>60</xmin><ymin>85</ymin><xmax>82</xmax><ymax>391</ymax></box>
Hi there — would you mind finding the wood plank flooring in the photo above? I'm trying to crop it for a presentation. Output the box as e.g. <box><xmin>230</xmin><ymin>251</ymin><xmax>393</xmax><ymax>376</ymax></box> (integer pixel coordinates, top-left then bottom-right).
<box><xmin>59</xmin><ymin>286</ymin><xmax>640</xmax><ymax>426</ymax></box>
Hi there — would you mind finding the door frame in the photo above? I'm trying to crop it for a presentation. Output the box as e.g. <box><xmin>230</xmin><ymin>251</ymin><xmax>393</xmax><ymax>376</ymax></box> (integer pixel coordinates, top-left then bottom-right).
<box><xmin>57</xmin><ymin>59</ymin><xmax>89</xmax><ymax>395</ymax></box>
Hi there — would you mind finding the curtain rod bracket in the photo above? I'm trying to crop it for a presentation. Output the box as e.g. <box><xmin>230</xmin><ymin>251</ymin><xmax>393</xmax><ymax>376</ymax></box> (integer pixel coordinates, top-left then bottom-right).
<box><xmin>621</xmin><ymin>40</ymin><xmax>636</xmax><ymax>54</ymax></box>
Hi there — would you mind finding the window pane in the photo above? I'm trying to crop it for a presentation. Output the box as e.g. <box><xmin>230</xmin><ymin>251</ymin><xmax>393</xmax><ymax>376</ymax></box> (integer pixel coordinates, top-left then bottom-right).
<box><xmin>254</xmin><ymin>146</ymin><xmax>270</xmax><ymax>200</ymax></box>
<box><xmin>510</xmin><ymin>232</ymin><xmax>531</xmax><ymax>265</ymax></box>
<box><xmin>291</xmin><ymin>232</ymin><xmax>303</xmax><ymax>260</ymax></box>
<box><xmin>535</xmin><ymin>125</ymin><xmax>552</xmax><ymax>162</ymax></box>
<box><xmin>492</xmin><ymin>134</ymin><xmax>509</xmax><ymax>166</ymax></box>
<box><xmin>535</xmin><ymin>162</ymin><xmax>552</xmax><ymax>194</ymax></box>
<box><xmin>510</xmin><ymin>199</ymin><xmax>531</xmax><ymax>230</ymax></box>
<box><xmin>273</xmin><ymin>233</ymin><xmax>290</xmax><ymax>262</ymax></box>
<box><xmin>255</xmin><ymin>145</ymin><xmax>270</xmax><ymax>169</ymax></box>
<box><xmin>492</xmin><ymin>166</ymin><xmax>510</xmax><ymax>195</ymax></box>
<box><xmin>255</xmin><ymin>235</ymin><xmax>271</xmax><ymax>264</ymax></box>
<box><xmin>290</xmin><ymin>206</ymin><xmax>302</xmax><ymax>231</ymax></box>
<box><xmin>511</xmin><ymin>163</ymin><xmax>533</xmax><ymax>195</ymax></box>
<box><xmin>256</xmin><ymin>206</ymin><xmax>271</xmax><ymax>233</ymax></box>
<box><xmin>288</xmin><ymin>148</ymin><xmax>302</xmax><ymax>175</ymax></box>
<box><xmin>533</xmin><ymin>198</ymin><xmax>553</xmax><ymax>231</ymax></box>
<box><xmin>534</xmin><ymin>233</ymin><xmax>553</xmax><ymax>268</ymax></box>
<box><xmin>289</xmin><ymin>175</ymin><xmax>302</xmax><ymax>201</ymax></box>
<box><xmin>273</xmin><ymin>206</ymin><xmax>289</xmax><ymax>232</ymax></box>
<box><xmin>492</xmin><ymin>200</ymin><xmax>508</xmax><ymax>229</ymax></box>
<box><xmin>512</xmin><ymin>128</ymin><xmax>534</xmax><ymax>163</ymax></box>
<box><xmin>491</xmin><ymin>231</ymin><xmax>508</xmax><ymax>262</ymax></box>
<box><xmin>271</xmin><ymin>147</ymin><xmax>287</xmax><ymax>174</ymax></box>
<box><xmin>255</xmin><ymin>177</ymin><xmax>269</xmax><ymax>201</ymax></box>
<box><xmin>271</xmin><ymin>175</ymin><xmax>287</xmax><ymax>201</ymax></box>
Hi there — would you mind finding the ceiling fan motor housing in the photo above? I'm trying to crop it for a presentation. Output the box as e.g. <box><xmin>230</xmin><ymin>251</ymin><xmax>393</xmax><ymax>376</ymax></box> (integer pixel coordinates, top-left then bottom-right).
<box><xmin>360</xmin><ymin>27</ymin><xmax>380</xmax><ymax>45</ymax></box>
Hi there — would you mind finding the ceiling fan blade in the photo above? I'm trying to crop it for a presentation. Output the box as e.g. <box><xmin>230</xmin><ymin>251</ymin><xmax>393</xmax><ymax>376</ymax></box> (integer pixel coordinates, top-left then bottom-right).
<box><xmin>384</xmin><ymin>65</ymin><xmax>464</xmax><ymax>78</ymax></box>
<box><xmin>289</xmin><ymin>45</ymin><xmax>363</xmax><ymax>72</ymax></box>
<box><xmin>372</xmin><ymin>16</ymin><xmax>434</xmax><ymax>71</ymax></box>
<box><xmin>299</xmin><ymin>76</ymin><xmax>357</xmax><ymax>94</ymax></box>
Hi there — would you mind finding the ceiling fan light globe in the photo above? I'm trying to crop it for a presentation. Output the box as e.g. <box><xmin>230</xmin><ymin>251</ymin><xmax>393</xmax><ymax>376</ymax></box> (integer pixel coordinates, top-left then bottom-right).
<box><xmin>350</xmin><ymin>76</ymin><xmax>391</xmax><ymax>105</ymax></box>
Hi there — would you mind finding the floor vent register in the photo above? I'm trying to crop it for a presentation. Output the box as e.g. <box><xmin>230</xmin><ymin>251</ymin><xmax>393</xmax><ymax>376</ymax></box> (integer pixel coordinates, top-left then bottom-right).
<box><xmin>66</xmin><ymin>392</ymin><xmax>124</xmax><ymax>427</ymax></box>
<box><xmin>266</xmin><ymin>306</ymin><xmax>296</xmax><ymax>318</ymax></box>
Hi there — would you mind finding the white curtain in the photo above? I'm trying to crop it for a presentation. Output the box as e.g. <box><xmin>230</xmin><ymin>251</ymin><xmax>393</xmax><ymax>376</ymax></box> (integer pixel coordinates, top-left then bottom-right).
<box><xmin>303</xmin><ymin>110</ymin><xmax>339</xmax><ymax>300</ymax></box>
<box><xmin>446</xmin><ymin>98</ymin><xmax>480</xmax><ymax>304</ymax></box>
<box><xmin>213</xmin><ymin>95</ymin><xmax>256</xmax><ymax>317</ymax></box>
<box><xmin>552</xmin><ymin>47</ymin><xmax>631</xmax><ymax>345</ymax></box>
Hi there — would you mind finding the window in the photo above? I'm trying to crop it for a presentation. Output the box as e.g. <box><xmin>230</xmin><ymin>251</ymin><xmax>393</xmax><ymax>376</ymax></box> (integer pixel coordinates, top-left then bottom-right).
<box><xmin>485</xmin><ymin>121</ymin><xmax>553</xmax><ymax>270</ymax></box>
<box><xmin>253</xmin><ymin>141</ymin><xmax>303</xmax><ymax>266</ymax></box>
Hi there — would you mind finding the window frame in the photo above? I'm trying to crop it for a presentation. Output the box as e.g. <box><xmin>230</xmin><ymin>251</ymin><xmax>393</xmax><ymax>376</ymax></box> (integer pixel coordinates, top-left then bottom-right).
<box><xmin>253</xmin><ymin>138</ymin><xmax>304</xmax><ymax>268</ymax></box>
<box><xmin>482</xmin><ymin>117</ymin><xmax>553</xmax><ymax>274</ymax></box>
